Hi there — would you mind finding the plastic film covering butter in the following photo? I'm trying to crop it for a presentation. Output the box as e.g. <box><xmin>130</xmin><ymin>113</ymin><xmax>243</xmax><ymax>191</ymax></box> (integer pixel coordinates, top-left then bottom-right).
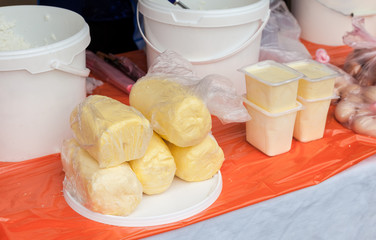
<box><xmin>286</xmin><ymin>59</ymin><xmax>339</xmax><ymax>99</ymax></box>
<box><xmin>167</xmin><ymin>133</ymin><xmax>224</xmax><ymax>182</ymax></box>
<box><xmin>129</xmin><ymin>76</ymin><xmax>212</xmax><ymax>147</ymax></box>
<box><xmin>70</xmin><ymin>95</ymin><xmax>153</xmax><ymax>168</ymax></box>
<box><xmin>61</xmin><ymin>138</ymin><xmax>143</xmax><ymax>216</ymax></box>
<box><xmin>130</xmin><ymin>132</ymin><xmax>176</xmax><ymax>195</ymax></box>
<box><xmin>240</xmin><ymin>60</ymin><xmax>303</xmax><ymax>113</ymax></box>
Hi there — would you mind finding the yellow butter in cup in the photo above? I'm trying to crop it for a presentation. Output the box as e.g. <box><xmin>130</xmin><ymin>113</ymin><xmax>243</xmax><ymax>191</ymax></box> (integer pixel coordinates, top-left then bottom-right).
<box><xmin>286</xmin><ymin>59</ymin><xmax>339</xmax><ymax>99</ymax></box>
<box><xmin>240</xmin><ymin>60</ymin><xmax>303</xmax><ymax>113</ymax></box>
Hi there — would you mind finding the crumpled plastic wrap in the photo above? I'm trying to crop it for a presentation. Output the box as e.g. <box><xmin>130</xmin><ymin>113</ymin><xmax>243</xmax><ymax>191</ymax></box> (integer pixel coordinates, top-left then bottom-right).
<box><xmin>86</xmin><ymin>77</ymin><xmax>104</xmax><ymax>94</ymax></box>
<box><xmin>259</xmin><ymin>0</ymin><xmax>311</xmax><ymax>63</ymax></box>
<box><xmin>343</xmin><ymin>17</ymin><xmax>376</xmax><ymax>86</ymax></box>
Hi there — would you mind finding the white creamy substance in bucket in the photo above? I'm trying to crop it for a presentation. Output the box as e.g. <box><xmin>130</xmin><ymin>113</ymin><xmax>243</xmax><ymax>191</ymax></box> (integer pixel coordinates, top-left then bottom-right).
<box><xmin>0</xmin><ymin>17</ymin><xmax>31</xmax><ymax>51</ymax></box>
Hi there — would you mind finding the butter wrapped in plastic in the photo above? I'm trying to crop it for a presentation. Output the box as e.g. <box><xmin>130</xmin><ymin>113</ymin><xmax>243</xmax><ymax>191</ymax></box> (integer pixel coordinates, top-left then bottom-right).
<box><xmin>144</xmin><ymin>50</ymin><xmax>251</xmax><ymax>124</ymax></box>
<box><xmin>130</xmin><ymin>132</ymin><xmax>176</xmax><ymax>195</ymax></box>
<box><xmin>129</xmin><ymin>77</ymin><xmax>212</xmax><ymax>147</ymax></box>
<box><xmin>70</xmin><ymin>95</ymin><xmax>153</xmax><ymax>168</ymax></box>
<box><xmin>167</xmin><ymin>134</ymin><xmax>224</xmax><ymax>182</ymax></box>
<box><xmin>61</xmin><ymin>138</ymin><xmax>143</xmax><ymax>216</ymax></box>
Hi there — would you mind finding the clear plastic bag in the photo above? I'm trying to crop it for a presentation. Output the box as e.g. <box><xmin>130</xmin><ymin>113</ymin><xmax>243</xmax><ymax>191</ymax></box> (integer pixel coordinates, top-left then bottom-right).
<box><xmin>259</xmin><ymin>0</ymin><xmax>311</xmax><ymax>63</ymax></box>
<box><xmin>142</xmin><ymin>50</ymin><xmax>251</xmax><ymax>124</ymax></box>
<box><xmin>343</xmin><ymin>17</ymin><xmax>376</xmax><ymax>86</ymax></box>
<box><xmin>334</xmin><ymin>85</ymin><xmax>376</xmax><ymax>137</ymax></box>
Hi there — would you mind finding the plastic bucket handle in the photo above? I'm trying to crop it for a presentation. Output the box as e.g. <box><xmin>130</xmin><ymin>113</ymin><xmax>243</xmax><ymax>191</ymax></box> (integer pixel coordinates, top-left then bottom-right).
<box><xmin>50</xmin><ymin>60</ymin><xmax>90</xmax><ymax>77</ymax></box>
<box><xmin>137</xmin><ymin>3</ymin><xmax>270</xmax><ymax>64</ymax></box>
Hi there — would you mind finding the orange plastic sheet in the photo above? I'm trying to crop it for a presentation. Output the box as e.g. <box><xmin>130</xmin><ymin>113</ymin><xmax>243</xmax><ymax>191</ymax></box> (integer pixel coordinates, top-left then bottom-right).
<box><xmin>1</xmin><ymin>42</ymin><xmax>376</xmax><ymax>240</ymax></box>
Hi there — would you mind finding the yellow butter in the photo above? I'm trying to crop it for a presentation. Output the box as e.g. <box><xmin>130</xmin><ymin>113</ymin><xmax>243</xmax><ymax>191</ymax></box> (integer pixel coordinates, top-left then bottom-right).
<box><xmin>245</xmin><ymin>65</ymin><xmax>299</xmax><ymax>84</ymax></box>
<box><xmin>130</xmin><ymin>132</ymin><xmax>176</xmax><ymax>195</ymax></box>
<box><xmin>241</xmin><ymin>61</ymin><xmax>301</xmax><ymax>113</ymax></box>
<box><xmin>61</xmin><ymin>138</ymin><xmax>143</xmax><ymax>216</ymax></box>
<box><xmin>286</xmin><ymin>59</ymin><xmax>339</xmax><ymax>99</ymax></box>
<box><xmin>167</xmin><ymin>134</ymin><xmax>224</xmax><ymax>182</ymax></box>
<box><xmin>70</xmin><ymin>95</ymin><xmax>153</xmax><ymax>168</ymax></box>
<box><xmin>129</xmin><ymin>77</ymin><xmax>212</xmax><ymax>147</ymax></box>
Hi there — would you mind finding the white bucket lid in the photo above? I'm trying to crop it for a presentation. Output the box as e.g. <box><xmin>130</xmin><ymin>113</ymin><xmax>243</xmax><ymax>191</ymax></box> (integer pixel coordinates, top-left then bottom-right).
<box><xmin>138</xmin><ymin>0</ymin><xmax>270</xmax><ymax>27</ymax></box>
<box><xmin>0</xmin><ymin>5</ymin><xmax>90</xmax><ymax>74</ymax></box>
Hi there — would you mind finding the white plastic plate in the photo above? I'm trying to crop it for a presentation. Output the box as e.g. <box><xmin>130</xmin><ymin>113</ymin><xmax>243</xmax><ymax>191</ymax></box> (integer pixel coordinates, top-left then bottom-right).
<box><xmin>63</xmin><ymin>171</ymin><xmax>222</xmax><ymax>227</ymax></box>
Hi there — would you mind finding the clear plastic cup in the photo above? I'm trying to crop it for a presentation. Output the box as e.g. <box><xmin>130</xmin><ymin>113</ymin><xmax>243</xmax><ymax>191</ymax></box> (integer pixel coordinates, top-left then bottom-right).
<box><xmin>286</xmin><ymin>59</ymin><xmax>339</xmax><ymax>99</ymax></box>
<box><xmin>294</xmin><ymin>95</ymin><xmax>338</xmax><ymax>142</ymax></box>
<box><xmin>243</xmin><ymin>97</ymin><xmax>303</xmax><ymax>156</ymax></box>
<box><xmin>240</xmin><ymin>60</ymin><xmax>303</xmax><ymax>113</ymax></box>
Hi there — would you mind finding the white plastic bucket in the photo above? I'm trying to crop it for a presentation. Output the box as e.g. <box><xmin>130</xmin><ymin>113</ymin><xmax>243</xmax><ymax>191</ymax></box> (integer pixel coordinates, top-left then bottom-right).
<box><xmin>137</xmin><ymin>0</ymin><xmax>270</xmax><ymax>95</ymax></box>
<box><xmin>291</xmin><ymin>0</ymin><xmax>376</xmax><ymax>46</ymax></box>
<box><xmin>0</xmin><ymin>6</ymin><xmax>90</xmax><ymax>162</ymax></box>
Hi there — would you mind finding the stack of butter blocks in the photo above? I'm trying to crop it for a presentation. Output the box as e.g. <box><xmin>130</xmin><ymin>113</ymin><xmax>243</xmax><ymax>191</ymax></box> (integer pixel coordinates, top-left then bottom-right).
<box><xmin>241</xmin><ymin>59</ymin><xmax>339</xmax><ymax>156</ymax></box>
<box><xmin>61</xmin><ymin>75</ymin><xmax>226</xmax><ymax>216</ymax></box>
<box><xmin>286</xmin><ymin>59</ymin><xmax>339</xmax><ymax>142</ymax></box>
<box><xmin>240</xmin><ymin>60</ymin><xmax>303</xmax><ymax>156</ymax></box>
<box><xmin>61</xmin><ymin>95</ymin><xmax>176</xmax><ymax>216</ymax></box>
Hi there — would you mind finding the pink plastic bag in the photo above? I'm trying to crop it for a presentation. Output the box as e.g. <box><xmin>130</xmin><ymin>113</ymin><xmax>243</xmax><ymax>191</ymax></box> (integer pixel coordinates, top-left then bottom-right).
<box><xmin>343</xmin><ymin>17</ymin><xmax>376</xmax><ymax>86</ymax></box>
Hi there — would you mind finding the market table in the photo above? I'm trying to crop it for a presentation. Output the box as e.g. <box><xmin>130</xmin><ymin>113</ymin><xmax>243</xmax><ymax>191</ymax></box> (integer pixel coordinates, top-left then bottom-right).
<box><xmin>1</xmin><ymin>42</ymin><xmax>376</xmax><ymax>240</ymax></box>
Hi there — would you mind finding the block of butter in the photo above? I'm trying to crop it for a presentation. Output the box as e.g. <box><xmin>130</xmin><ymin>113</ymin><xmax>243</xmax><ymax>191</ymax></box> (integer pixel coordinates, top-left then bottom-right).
<box><xmin>70</xmin><ymin>95</ymin><xmax>153</xmax><ymax>168</ymax></box>
<box><xmin>240</xmin><ymin>60</ymin><xmax>303</xmax><ymax>113</ymax></box>
<box><xmin>129</xmin><ymin>77</ymin><xmax>212</xmax><ymax>147</ymax></box>
<box><xmin>286</xmin><ymin>59</ymin><xmax>339</xmax><ymax>99</ymax></box>
<box><xmin>167</xmin><ymin>134</ymin><xmax>224</xmax><ymax>182</ymax></box>
<box><xmin>61</xmin><ymin>138</ymin><xmax>143</xmax><ymax>216</ymax></box>
<box><xmin>130</xmin><ymin>132</ymin><xmax>176</xmax><ymax>195</ymax></box>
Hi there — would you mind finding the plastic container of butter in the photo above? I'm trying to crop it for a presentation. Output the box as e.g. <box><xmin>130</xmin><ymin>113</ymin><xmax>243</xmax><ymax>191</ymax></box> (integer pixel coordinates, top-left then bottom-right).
<box><xmin>294</xmin><ymin>95</ymin><xmax>338</xmax><ymax>143</ymax></box>
<box><xmin>243</xmin><ymin>97</ymin><xmax>303</xmax><ymax>156</ymax></box>
<box><xmin>286</xmin><ymin>59</ymin><xmax>340</xmax><ymax>100</ymax></box>
<box><xmin>240</xmin><ymin>60</ymin><xmax>303</xmax><ymax>113</ymax></box>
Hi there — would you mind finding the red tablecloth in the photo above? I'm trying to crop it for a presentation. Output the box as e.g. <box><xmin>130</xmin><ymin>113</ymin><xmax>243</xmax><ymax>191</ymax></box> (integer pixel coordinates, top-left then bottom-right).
<box><xmin>1</xmin><ymin>42</ymin><xmax>376</xmax><ymax>240</ymax></box>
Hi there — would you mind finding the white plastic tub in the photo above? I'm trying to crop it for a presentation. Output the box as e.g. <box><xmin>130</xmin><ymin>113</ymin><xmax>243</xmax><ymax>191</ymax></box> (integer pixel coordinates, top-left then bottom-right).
<box><xmin>137</xmin><ymin>0</ymin><xmax>270</xmax><ymax>95</ymax></box>
<box><xmin>286</xmin><ymin>59</ymin><xmax>339</xmax><ymax>100</ymax></box>
<box><xmin>291</xmin><ymin>0</ymin><xmax>376</xmax><ymax>46</ymax></box>
<box><xmin>240</xmin><ymin>60</ymin><xmax>302</xmax><ymax>113</ymax></box>
<box><xmin>294</xmin><ymin>95</ymin><xmax>337</xmax><ymax>143</ymax></box>
<box><xmin>243</xmin><ymin>97</ymin><xmax>302</xmax><ymax>156</ymax></box>
<box><xmin>64</xmin><ymin>172</ymin><xmax>222</xmax><ymax>227</ymax></box>
<box><xmin>0</xmin><ymin>6</ymin><xmax>90</xmax><ymax>162</ymax></box>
